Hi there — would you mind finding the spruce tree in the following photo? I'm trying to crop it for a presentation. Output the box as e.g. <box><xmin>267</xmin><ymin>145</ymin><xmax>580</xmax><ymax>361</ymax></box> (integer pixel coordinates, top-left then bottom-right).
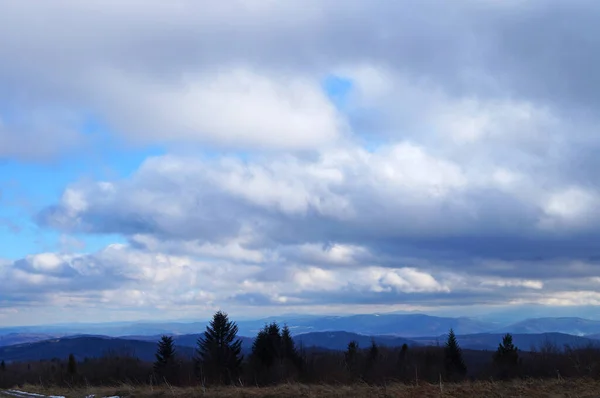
<box><xmin>493</xmin><ymin>333</ymin><xmax>520</xmax><ymax>379</ymax></box>
<box><xmin>281</xmin><ymin>324</ymin><xmax>301</xmax><ymax>368</ymax></box>
<box><xmin>154</xmin><ymin>335</ymin><xmax>177</xmax><ymax>383</ymax></box>
<box><xmin>399</xmin><ymin>343</ymin><xmax>408</xmax><ymax>361</ymax></box>
<box><xmin>252</xmin><ymin>323</ymin><xmax>279</xmax><ymax>369</ymax></box>
<box><xmin>251</xmin><ymin>322</ymin><xmax>288</xmax><ymax>384</ymax></box>
<box><xmin>444</xmin><ymin>328</ymin><xmax>467</xmax><ymax>380</ymax></box>
<box><xmin>197</xmin><ymin>311</ymin><xmax>243</xmax><ymax>385</ymax></box>
<box><xmin>368</xmin><ymin>338</ymin><xmax>379</xmax><ymax>362</ymax></box>
<box><xmin>345</xmin><ymin>340</ymin><xmax>359</xmax><ymax>365</ymax></box>
<box><xmin>398</xmin><ymin>343</ymin><xmax>409</xmax><ymax>381</ymax></box>
<box><xmin>67</xmin><ymin>353</ymin><xmax>77</xmax><ymax>375</ymax></box>
<box><xmin>345</xmin><ymin>341</ymin><xmax>360</xmax><ymax>381</ymax></box>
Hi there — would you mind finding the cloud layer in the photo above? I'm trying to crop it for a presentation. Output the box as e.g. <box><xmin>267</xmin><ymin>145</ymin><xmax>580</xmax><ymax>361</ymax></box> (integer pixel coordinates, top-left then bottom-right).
<box><xmin>2</xmin><ymin>0</ymin><xmax>600</xmax><ymax>323</ymax></box>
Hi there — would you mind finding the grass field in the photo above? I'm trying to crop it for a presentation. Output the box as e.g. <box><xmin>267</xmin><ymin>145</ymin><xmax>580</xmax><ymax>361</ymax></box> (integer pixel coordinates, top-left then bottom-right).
<box><xmin>7</xmin><ymin>379</ymin><xmax>600</xmax><ymax>398</ymax></box>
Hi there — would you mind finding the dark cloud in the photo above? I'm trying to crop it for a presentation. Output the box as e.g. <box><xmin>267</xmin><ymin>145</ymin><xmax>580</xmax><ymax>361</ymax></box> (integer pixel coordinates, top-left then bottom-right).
<box><xmin>2</xmin><ymin>1</ymin><xmax>600</xmax><ymax>155</ymax></box>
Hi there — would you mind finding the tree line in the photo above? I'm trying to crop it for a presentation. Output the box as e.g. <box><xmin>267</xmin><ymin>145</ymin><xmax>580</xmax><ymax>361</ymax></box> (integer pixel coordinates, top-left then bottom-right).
<box><xmin>148</xmin><ymin>311</ymin><xmax>579</xmax><ymax>386</ymax></box>
<box><xmin>1</xmin><ymin>311</ymin><xmax>599</xmax><ymax>389</ymax></box>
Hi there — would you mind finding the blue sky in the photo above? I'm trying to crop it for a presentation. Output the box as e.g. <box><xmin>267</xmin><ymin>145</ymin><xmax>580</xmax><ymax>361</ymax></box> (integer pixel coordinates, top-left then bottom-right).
<box><xmin>2</xmin><ymin>0</ymin><xmax>600</xmax><ymax>326</ymax></box>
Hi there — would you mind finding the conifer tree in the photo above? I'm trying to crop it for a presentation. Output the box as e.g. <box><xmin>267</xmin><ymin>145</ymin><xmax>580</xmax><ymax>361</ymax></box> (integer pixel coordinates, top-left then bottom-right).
<box><xmin>345</xmin><ymin>340</ymin><xmax>360</xmax><ymax>381</ymax></box>
<box><xmin>252</xmin><ymin>322</ymin><xmax>279</xmax><ymax>369</ymax></box>
<box><xmin>493</xmin><ymin>333</ymin><xmax>520</xmax><ymax>379</ymax></box>
<box><xmin>368</xmin><ymin>338</ymin><xmax>379</xmax><ymax>362</ymax></box>
<box><xmin>251</xmin><ymin>322</ymin><xmax>290</xmax><ymax>384</ymax></box>
<box><xmin>154</xmin><ymin>335</ymin><xmax>177</xmax><ymax>383</ymax></box>
<box><xmin>399</xmin><ymin>343</ymin><xmax>408</xmax><ymax>361</ymax></box>
<box><xmin>363</xmin><ymin>338</ymin><xmax>380</xmax><ymax>383</ymax></box>
<box><xmin>281</xmin><ymin>324</ymin><xmax>302</xmax><ymax>368</ymax></box>
<box><xmin>494</xmin><ymin>333</ymin><xmax>519</xmax><ymax>364</ymax></box>
<box><xmin>67</xmin><ymin>353</ymin><xmax>77</xmax><ymax>375</ymax></box>
<box><xmin>345</xmin><ymin>340</ymin><xmax>359</xmax><ymax>365</ymax></box>
<box><xmin>197</xmin><ymin>311</ymin><xmax>243</xmax><ymax>385</ymax></box>
<box><xmin>444</xmin><ymin>328</ymin><xmax>467</xmax><ymax>380</ymax></box>
<box><xmin>397</xmin><ymin>343</ymin><xmax>409</xmax><ymax>381</ymax></box>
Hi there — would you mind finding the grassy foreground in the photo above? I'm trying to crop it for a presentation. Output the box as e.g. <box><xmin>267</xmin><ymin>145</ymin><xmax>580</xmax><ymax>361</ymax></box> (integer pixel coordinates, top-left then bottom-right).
<box><xmin>11</xmin><ymin>379</ymin><xmax>600</xmax><ymax>398</ymax></box>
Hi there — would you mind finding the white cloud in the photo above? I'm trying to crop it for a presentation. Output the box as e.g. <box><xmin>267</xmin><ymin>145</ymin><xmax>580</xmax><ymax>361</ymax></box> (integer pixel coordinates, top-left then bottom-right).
<box><xmin>479</xmin><ymin>278</ymin><xmax>544</xmax><ymax>290</ymax></box>
<box><xmin>4</xmin><ymin>239</ymin><xmax>600</xmax><ymax>322</ymax></box>
<box><xmin>28</xmin><ymin>253</ymin><xmax>66</xmax><ymax>272</ymax></box>
<box><xmin>293</xmin><ymin>267</ymin><xmax>339</xmax><ymax>291</ymax></box>
<box><xmin>373</xmin><ymin>267</ymin><xmax>448</xmax><ymax>293</ymax></box>
<box><xmin>130</xmin><ymin>234</ymin><xmax>269</xmax><ymax>263</ymax></box>
<box><xmin>531</xmin><ymin>291</ymin><xmax>600</xmax><ymax>307</ymax></box>
<box><xmin>89</xmin><ymin>68</ymin><xmax>345</xmax><ymax>150</ymax></box>
<box><xmin>40</xmin><ymin>139</ymin><xmax>599</xmax><ymax>246</ymax></box>
<box><xmin>291</xmin><ymin>243</ymin><xmax>370</xmax><ymax>267</ymax></box>
<box><xmin>539</xmin><ymin>187</ymin><xmax>600</xmax><ymax>231</ymax></box>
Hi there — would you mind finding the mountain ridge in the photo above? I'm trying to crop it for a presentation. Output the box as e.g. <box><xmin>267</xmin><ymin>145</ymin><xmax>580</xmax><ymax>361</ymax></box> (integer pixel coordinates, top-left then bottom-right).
<box><xmin>4</xmin><ymin>314</ymin><xmax>600</xmax><ymax>347</ymax></box>
<box><xmin>1</xmin><ymin>330</ymin><xmax>598</xmax><ymax>364</ymax></box>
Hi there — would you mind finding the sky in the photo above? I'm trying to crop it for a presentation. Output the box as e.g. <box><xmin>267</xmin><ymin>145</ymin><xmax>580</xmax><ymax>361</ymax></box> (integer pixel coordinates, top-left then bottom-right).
<box><xmin>2</xmin><ymin>0</ymin><xmax>600</xmax><ymax>326</ymax></box>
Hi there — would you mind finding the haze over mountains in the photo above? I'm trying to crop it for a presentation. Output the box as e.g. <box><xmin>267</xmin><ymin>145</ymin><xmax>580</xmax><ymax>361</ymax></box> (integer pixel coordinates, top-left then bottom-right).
<box><xmin>3</xmin><ymin>313</ymin><xmax>600</xmax><ymax>339</ymax></box>
<box><xmin>2</xmin><ymin>313</ymin><xmax>600</xmax><ymax>363</ymax></box>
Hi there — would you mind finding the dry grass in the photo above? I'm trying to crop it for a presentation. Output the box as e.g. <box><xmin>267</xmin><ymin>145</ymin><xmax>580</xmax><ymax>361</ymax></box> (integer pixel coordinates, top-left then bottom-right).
<box><xmin>11</xmin><ymin>379</ymin><xmax>600</xmax><ymax>398</ymax></box>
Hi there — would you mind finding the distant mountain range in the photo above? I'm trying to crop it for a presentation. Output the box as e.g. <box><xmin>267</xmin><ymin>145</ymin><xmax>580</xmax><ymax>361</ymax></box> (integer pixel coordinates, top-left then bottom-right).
<box><xmin>0</xmin><ymin>313</ymin><xmax>500</xmax><ymax>339</ymax></box>
<box><xmin>5</xmin><ymin>314</ymin><xmax>600</xmax><ymax>339</ymax></box>
<box><xmin>499</xmin><ymin>317</ymin><xmax>600</xmax><ymax>336</ymax></box>
<box><xmin>0</xmin><ymin>333</ymin><xmax>64</xmax><ymax>347</ymax></box>
<box><xmin>1</xmin><ymin>329</ymin><xmax>598</xmax><ymax>363</ymax></box>
<box><xmin>3</xmin><ymin>313</ymin><xmax>600</xmax><ymax>362</ymax></box>
<box><xmin>0</xmin><ymin>336</ymin><xmax>193</xmax><ymax>363</ymax></box>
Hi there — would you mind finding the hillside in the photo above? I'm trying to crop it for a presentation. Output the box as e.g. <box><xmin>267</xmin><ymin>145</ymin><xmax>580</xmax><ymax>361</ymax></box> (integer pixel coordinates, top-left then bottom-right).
<box><xmin>0</xmin><ymin>336</ymin><xmax>194</xmax><ymax>363</ymax></box>
<box><xmin>500</xmin><ymin>317</ymin><xmax>600</xmax><ymax>335</ymax></box>
<box><xmin>2</xmin><ymin>330</ymin><xmax>596</xmax><ymax>364</ymax></box>
<box><xmin>0</xmin><ymin>332</ymin><xmax>385</xmax><ymax>363</ymax></box>
<box><xmin>0</xmin><ymin>334</ymin><xmax>63</xmax><ymax>347</ymax></box>
<box><xmin>293</xmin><ymin>331</ymin><xmax>416</xmax><ymax>350</ymax></box>
<box><xmin>285</xmin><ymin>314</ymin><xmax>496</xmax><ymax>336</ymax></box>
<box><xmin>413</xmin><ymin>332</ymin><xmax>598</xmax><ymax>351</ymax></box>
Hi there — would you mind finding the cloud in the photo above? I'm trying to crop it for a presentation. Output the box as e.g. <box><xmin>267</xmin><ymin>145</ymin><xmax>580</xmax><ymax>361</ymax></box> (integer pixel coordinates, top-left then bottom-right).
<box><xmin>3</xmin><ymin>0</ymin><xmax>600</xmax><ymax>157</ymax></box>
<box><xmin>0</xmin><ymin>243</ymin><xmax>573</xmax><ymax>318</ymax></box>
<box><xmin>28</xmin><ymin>141</ymin><xmax>600</xmax><ymax>315</ymax></box>
<box><xmin>37</xmin><ymin>143</ymin><xmax>600</xmax><ymax>254</ymax></box>
<box><xmin>100</xmin><ymin>68</ymin><xmax>345</xmax><ymax>150</ymax></box>
<box><xmin>4</xmin><ymin>0</ymin><xmax>600</xmax><ymax>320</ymax></box>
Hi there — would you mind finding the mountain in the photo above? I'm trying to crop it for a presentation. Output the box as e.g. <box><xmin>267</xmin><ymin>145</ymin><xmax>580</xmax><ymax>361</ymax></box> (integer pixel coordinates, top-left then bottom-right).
<box><xmin>236</xmin><ymin>313</ymin><xmax>497</xmax><ymax>337</ymax></box>
<box><xmin>501</xmin><ymin>317</ymin><xmax>600</xmax><ymax>336</ymax></box>
<box><xmin>0</xmin><ymin>313</ymin><xmax>497</xmax><ymax>338</ymax></box>
<box><xmin>0</xmin><ymin>322</ymin><xmax>209</xmax><ymax>338</ymax></box>
<box><xmin>120</xmin><ymin>334</ymin><xmax>255</xmax><ymax>352</ymax></box>
<box><xmin>0</xmin><ymin>331</ymin><xmax>414</xmax><ymax>363</ymax></box>
<box><xmin>293</xmin><ymin>331</ymin><xmax>416</xmax><ymax>351</ymax></box>
<box><xmin>467</xmin><ymin>305</ymin><xmax>600</xmax><ymax>325</ymax></box>
<box><xmin>412</xmin><ymin>332</ymin><xmax>599</xmax><ymax>351</ymax></box>
<box><xmin>0</xmin><ymin>336</ymin><xmax>195</xmax><ymax>363</ymax></box>
<box><xmin>120</xmin><ymin>332</ymin><xmax>417</xmax><ymax>353</ymax></box>
<box><xmin>1</xmin><ymin>330</ymin><xmax>597</xmax><ymax>363</ymax></box>
<box><xmin>7</xmin><ymin>314</ymin><xmax>600</xmax><ymax>342</ymax></box>
<box><xmin>0</xmin><ymin>333</ymin><xmax>64</xmax><ymax>347</ymax></box>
